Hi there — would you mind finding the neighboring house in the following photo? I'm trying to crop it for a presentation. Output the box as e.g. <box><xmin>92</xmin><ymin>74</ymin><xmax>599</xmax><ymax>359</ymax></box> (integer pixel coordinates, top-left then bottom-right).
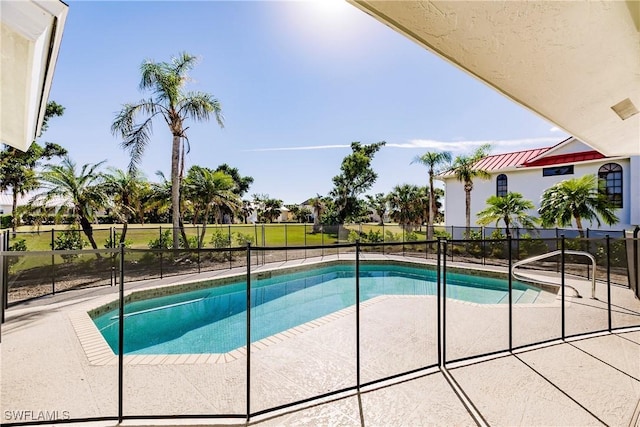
<box><xmin>0</xmin><ymin>191</ymin><xmax>31</xmax><ymax>216</ymax></box>
<box><xmin>439</xmin><ymin>137</ymin><xmax>640</xmax><ymax>230</ymax></box>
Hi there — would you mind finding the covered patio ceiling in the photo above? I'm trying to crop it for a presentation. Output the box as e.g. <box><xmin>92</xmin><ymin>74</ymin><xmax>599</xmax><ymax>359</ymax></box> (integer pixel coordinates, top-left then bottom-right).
<box><xmin>349</xmin><ymin>1</ymin><xmax>640</xmax><ymax>156</ymax></box>
<box><xmin>1</xmin><ymin>0</ymin><xmax>68</xmax><ymax>152</ymax></box>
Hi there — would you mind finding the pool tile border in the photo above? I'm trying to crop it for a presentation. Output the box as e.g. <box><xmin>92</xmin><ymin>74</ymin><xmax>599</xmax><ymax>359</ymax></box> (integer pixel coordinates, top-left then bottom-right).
<box><xmin>70</xmin><ymin>257</ymin><xmax>561</xmax><ymax>366</ymax></box>
<box><xmin>70</xmin><ymin>293</ymin><xmax>397</xmax><ymax>366</ymax></box>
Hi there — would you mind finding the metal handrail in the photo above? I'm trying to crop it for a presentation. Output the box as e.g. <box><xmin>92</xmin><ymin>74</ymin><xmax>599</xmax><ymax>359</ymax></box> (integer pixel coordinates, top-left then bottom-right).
<box><xmin>511</xmin><ymin>250</ymin><xmax>597</xmax><ymax>299</ymax></box>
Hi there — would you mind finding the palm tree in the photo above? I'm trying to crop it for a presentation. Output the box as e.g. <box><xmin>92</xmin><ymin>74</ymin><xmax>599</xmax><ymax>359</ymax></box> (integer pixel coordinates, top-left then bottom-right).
<box><xmin>365</xmin><ymin>193</ymin><xmax>388</xmax><ymax>225</ymax></box>
<box><xmin>450</xmin><ymin>144</ymin><xmax>491</xmax><ymax>231</ymax></box>
<box><xmin>539</xmin><ymin>175</ymin><xmax>618</xmax><ymax>237</ymax></box>
<box><xmin>412</xmin><ymin>151</ymin><xmax>451</xmax><ymax>240</ymax></box>
<box><xmin>240</xmin><ymin>200</ymin><xmax>254</xmax><ymax>224</ymax></box>
<box><xmin>102</xmin><ymin>168</ymin><xmax>147</xmax><ymax>244</ymax></box>
<box><xmin>184</xmin><ymin>166</ymin><xmax>240</xmax><ymax>247</ymax></box>
<box><xmin>476</xmin><ymin>192</ymin><xmax>537</xmax><ymax>238</ymax></box>
<box><xmin>310</xmin><ymin>195</ymin><xmax>325</xmax><ymax>233</ymax></box>
<box><xmin>111</xmin><ymin>52</ymin><xmax>224</xmax><ymax>249</ymax></box>
<box><xmin>32</xmin><ymin>156</ymin><xmax>108</xmax><ymax>249</ymax></box>
<box><xmin>388</xmin><ymin>184</ymin><xmax>422</xmax><ymax>231</ymax></box>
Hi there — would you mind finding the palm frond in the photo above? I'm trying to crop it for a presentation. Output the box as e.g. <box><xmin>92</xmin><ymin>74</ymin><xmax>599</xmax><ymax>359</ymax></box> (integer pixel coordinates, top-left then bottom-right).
<box><xmin>178</xmin><ymin>92</ymin><xmax>224</xmax><ymax>127</ymax></box>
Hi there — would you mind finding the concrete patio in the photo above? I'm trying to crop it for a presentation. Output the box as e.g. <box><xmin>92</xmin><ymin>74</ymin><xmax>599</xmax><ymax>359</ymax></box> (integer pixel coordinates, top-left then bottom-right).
<box><xmin>1</xmin><ymin>254</ymin><xmax>639</xmax><ymax>426</ymax></box>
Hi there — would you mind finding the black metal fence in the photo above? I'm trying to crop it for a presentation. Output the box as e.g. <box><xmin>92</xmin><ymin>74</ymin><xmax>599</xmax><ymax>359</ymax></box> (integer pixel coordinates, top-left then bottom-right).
<box><xmin>1</xmin><ymin>236</ymin><xmax>639</xmax><ymax>425</ymax></box>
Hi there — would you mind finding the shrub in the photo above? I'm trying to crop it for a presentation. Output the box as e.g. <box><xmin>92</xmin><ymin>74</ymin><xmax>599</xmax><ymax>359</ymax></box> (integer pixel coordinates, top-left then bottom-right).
<box><xmin>104</xmin><ymin>232</ymin><xmax>132</xmax><ymax>248</ymax></box>
<box><xmin>209</xmin><ymin>229</ymin><xmax>232</xmax><ymax>261</ymax></box>
<box><xmin>148</xmin><ymin>230</ymin><xmax>172</xmax><ymax>249</ymax></box>
<box><xmin>235</xmin><ymin>232</ymin><xmax>255</xmax><ymax>246</ymax></box>
<box><xmin>366</xmin><ymin>230</ymin><xmax>384</xmax><ymax>243</ymax></box>
<box><xmin>405</xmin><ymin>231</ymin><xmax>419</xmax><ymax>242</ymax></box>
<box><xmin>54</xmin><ymin>228</ymin><xmax>86</xmax><ymax>263</ymax></box>
<box><xmin>1</xmin><ymin>215</ymin><xmax>12</xmax><ymax>229</ymax></box>
<box><xmin>385</xmin><ymin>231</ymin><xmax>401</xmax><ymax>242</ymax></box>
<box><xmin>518</xmin><ymin>233</ymin><xmax>549</xmax><ymax>259</ymax></box>
<box><xmin>347</xmin><ymin>230</ymin><xmax>361</xmax><ymax>243</ymax></box>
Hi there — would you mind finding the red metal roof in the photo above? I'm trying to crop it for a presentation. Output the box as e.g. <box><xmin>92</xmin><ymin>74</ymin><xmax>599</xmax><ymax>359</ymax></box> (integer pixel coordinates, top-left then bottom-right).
<box><xmin>522</xmin><ymin>150</ymin><xmax>605</xmax><ymax>167</ymax></box>
<box><xmin>439</xmin><ymin>147</ymin><xmax>550</xmax><ymax>177</ymax></box>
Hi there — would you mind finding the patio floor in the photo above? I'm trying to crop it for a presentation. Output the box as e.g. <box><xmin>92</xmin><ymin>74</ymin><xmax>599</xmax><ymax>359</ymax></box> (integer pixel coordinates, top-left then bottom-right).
<box><xmin>1</xmin><ymin>254</ymin><xmax>639</xmax><ymax>426</ymax></box>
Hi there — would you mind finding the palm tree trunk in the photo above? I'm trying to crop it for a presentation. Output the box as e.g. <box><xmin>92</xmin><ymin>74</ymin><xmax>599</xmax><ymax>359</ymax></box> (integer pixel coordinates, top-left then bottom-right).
<box><xmin>119</xmin><ymin>222</ymin><xmax>128</xmax><ymax>245</ymax></box>
<box><xmin>574</xmin><ymin>215</ymin><xmax>585</xmax><ymax>238</ymax></box>
<box><xmin>11</xmin><ymin>192</ymin><xmax>18</xmax><ymax>233</ymax></box>
<box><xmin>465</xmin><ymin>188</ymin><xmax>471</xmax><ymax>231</ymax></box>
<box><xmin>428</xmin><ymin>172</ymin><xmax>435</xmax><ymax>241</ymax></box>
<box><xmin>199</xmin><ymin>207</ymin><xmax>209</xmax><ymax>248</ymax></box>
<box><xmin>504</xmin><ymin>216</ymin><xmax>511</xmax><ymax>238</ymax></box>
<box><xmin>171</xmin><ymin>134</ymin><xmax>181</xmax><ymax>249</ymax></box>
<box><xmin>79</xmin><ymin>216</ymin><xmax>102</xmax><ymax>260</ymax></box>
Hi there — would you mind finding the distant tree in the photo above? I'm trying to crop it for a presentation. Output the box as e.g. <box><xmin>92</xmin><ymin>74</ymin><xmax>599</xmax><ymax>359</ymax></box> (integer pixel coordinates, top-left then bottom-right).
<box><xmin>538</xmin><ymin>175</ymin><xmax>618</xmax><ymax>237</ymax></box>
<box><xmin>450</xmin><ymin>144</ymin><xmax>491</xmax><ymax>231</ymax></box>
<box><xmin>0</xmin><ymin>101</ymin><xmax>67</xmax><ymax>232</ymax></box>
<box><xmin>388</xmin><ymin>184</ymin><xmax>422</xmax><ymax>231</ymax></box>
<box><xmin>102</xmin><ymin>168</ymin><xmax>148</xmax><ymax>244</ymax></box>
<box><xmin>365</xmin><ymin>193</ymin><xmax>388</xmax><ymax>225</ymax></box>
<box><xmin>214</xmin><ymin>164</ymin><xmax>253</xmax><ymax>223</ymax></box>
<box><xmin>32</xmin><ymin>157</ymin><xmax>108</xmax><ymax>250</ymax></box>
<box><xmin>184</xmin><ymin>166</ymin><xmax>240</xmax><ymax>247</ymax></box>
<box><xmin>330</xmin><ymin>141</ymin><xmax>386</xmax><ymax>223</ymax></box>
<box><xmin>240</xmin><ymin>200</ymin><xmax>254</xmax><ymax>224</ymax></box>
<box><xmin>309</xmin><ymin>195</ymin><xmax>325</xmax><ymax>232</ymax></box>
<box><xmin>252</xmin><ymin>194</ymin><xmax>282</xmax><ymax>223</ymax></box>
<box><xmin>412</xmin><ymin>151</ymin><xmax>452</xmax><ymax>240</ymax></box>
<box><xmin>112</xmin><ymin>52</ymin><xmax>224</xmax><ymax>249</ymax></box>
<box><xmin>476</xmin><ymin>192</ymin><xmax>537</xmax><ymax>238</ymax></box>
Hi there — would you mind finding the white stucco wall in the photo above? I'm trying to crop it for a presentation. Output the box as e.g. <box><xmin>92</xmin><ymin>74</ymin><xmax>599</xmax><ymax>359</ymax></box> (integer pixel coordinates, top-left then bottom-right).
<box><xmin>442</xmin><ymin>158</ymin><xmax>634</xmax><ymax>230</ymax></box>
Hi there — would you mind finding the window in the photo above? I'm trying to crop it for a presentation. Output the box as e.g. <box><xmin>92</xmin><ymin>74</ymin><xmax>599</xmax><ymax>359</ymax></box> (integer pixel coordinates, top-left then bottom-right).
<box><xmin>496</xmin><ymin>174</ymin><xmax>507</xmax><ymax>197</ymax></box>
<box><xmin>598</xmin><ymin>163</ymin><xmax>623</xmax><ymax>208</ymax></box>
<box><xmin>543</xmin><ymin>165</ymin><xmax>574</xmax><ymax>176</ymax></box>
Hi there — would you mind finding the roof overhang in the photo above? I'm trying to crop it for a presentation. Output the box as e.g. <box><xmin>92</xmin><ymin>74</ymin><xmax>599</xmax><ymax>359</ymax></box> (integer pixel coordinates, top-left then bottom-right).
<box><xmin>349</xmin><ymin>1</ymin><xmax>640</xmax><ymax>156</ymax></box>
<box><xmin>1</xmin><ymin>0</ymin><xmax>68</xmax><ymax>152</ymax></box>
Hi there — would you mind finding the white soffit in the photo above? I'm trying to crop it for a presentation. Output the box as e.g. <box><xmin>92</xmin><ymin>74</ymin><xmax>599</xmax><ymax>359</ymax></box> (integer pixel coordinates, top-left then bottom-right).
<box><xmin>0</xmin><ymin>0</ymin><xmax>68</xmax><ymax>151</ymax></box>
<box><xmin>349</xmin><ymin>0</ymin><xmax>640</xmax><ymax>156</ymax></box>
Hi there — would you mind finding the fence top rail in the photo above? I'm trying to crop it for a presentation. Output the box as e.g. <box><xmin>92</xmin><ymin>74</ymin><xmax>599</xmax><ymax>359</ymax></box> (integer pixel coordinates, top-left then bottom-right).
<box><xmin>0</xmin><ymin>248</ymin><xmax>119</xmax><ymax>256</ymax></box>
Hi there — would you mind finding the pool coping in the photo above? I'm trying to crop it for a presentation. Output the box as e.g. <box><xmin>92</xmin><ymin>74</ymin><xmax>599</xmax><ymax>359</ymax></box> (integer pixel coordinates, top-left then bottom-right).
<box><xmin>70</xmin><ymin>258</ymin><xmax>562</xmax><ymax>366</ymax></box>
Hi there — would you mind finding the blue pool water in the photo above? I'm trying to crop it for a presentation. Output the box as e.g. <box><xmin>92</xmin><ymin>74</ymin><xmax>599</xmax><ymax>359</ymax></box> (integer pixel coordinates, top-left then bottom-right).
<box><xmin>92</xmin><ymin>264</ymin><xmax>539</xmax><ymax>355</ymax></box>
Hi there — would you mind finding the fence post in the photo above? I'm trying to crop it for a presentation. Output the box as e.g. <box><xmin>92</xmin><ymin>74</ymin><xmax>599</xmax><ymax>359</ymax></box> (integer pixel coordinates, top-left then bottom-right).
<box><xmin>229</xmin><ymin>225</ymin><xmax>232</xmax><ymax>270</ymax></box>
<box><xmin>51</xmin><ymin>229</ymin><xmax>55</xmax><ymax>295</ymax></box>
<box><xmin>606</xmin><ymin>235</ymin><xmax>611</xmax><ymax>331</ymax></box>
<box><xmin>355</xmin><ymin>240</ymin><xmax>361</xmax><ymax>390</ymax></box>
<box><xmin>304</xmin><ymin>223</ymin><xmax>307</xmax><ymax>259</ymax></box>
<box><xmin>561</xmin><ymin>235</ymin><xmax>565</xmax><ymax>340</ymax></box>
<box><xmin>586</xmin><ymin>228</ymin><xmax>591</xmax><ymax>280</ymax></box>
<box><xmin>245</xmin><ymin>243</ymin><xmax>252</xmax><ymax>418</ymax></box>
<box><xmin>1</xmin><ymin>230</ymin><xmax>6</xmax><ymax>324</ymax></box>
<box><xmin>437</xmin><ymin>238</ymin><xmax>441</xmax><ymax>366</ymax></box>
<box><xmin>285</xmin><ymin>223</ymin><xmax>288</xmax><ymax>262</ymax></box>
<box><xmin>118</xmin><ymin>242</ymin><xmax>125</xmax><ymax>423</ymax></box>
<box><xmin>442</xmin><ymin>238</ymin><xmax>448</xmax><ymax>364</ymax></box>
<box><xmin>197</xmin><ymin>225</ymin><xmax>201</xmax><ymax>274</ymax></box>
<box><xmin>508</xmin><ymin>235</ymin><xmax>513</xmax><ymax>351</ymax></box>
<box><xmin>321</xmin><ymin>225</ymin><xmax>324</xmax><ymax>257</ymax></box>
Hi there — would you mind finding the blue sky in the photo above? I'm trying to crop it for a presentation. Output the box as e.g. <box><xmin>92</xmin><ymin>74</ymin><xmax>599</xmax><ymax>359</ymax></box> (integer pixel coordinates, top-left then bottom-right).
<box><xmin>43</xmin><ymin>0</ymin><xmax>567</xmax><ymax>204</ymax></box>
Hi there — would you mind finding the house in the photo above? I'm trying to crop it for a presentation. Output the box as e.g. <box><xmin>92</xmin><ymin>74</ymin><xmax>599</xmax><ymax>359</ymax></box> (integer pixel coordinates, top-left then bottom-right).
<box><xmin>439</xmin><ymin>137</ymin><xmax>640</xmax><ymax>230</ymax></box>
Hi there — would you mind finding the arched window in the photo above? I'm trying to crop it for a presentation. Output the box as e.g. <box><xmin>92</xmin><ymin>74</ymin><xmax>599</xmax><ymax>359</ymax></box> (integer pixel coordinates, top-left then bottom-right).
<box><xmin>496</xmin><ymin>174</ymin><xmax>508</xmax><ymax>197</ymax></box>
<box><xmin>598</xmin><ymin>163</ymin><xmax>623</xmax><ymax>208</ymax></box>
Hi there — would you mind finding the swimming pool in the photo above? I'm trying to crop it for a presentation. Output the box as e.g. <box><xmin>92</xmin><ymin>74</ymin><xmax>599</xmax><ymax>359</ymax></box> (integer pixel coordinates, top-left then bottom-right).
<box><xmin>92</xmin><ymin>263</ymin><xmax>541</xmax><ymax>355</ymax></box>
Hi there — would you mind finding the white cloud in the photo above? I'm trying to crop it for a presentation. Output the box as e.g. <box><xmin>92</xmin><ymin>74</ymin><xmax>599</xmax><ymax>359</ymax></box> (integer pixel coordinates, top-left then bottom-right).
<box><xmin>245</xmin><ymin>144</ymin><xmax>351</xmax><ymax>152</ymax></box>
<box><xmin>386</xmin><ymin>137</ymin><xmax>559</xmax><ymax>155</ymax></box>
<box><xmin>246</xmin><ymin>137</ymin><xmax>561</xmax><ymax>155</ymax></box>
<box><xmin>550</xmin><ymin>126</ymin><xmax>561</xmax><ymax>132</ymax></box>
